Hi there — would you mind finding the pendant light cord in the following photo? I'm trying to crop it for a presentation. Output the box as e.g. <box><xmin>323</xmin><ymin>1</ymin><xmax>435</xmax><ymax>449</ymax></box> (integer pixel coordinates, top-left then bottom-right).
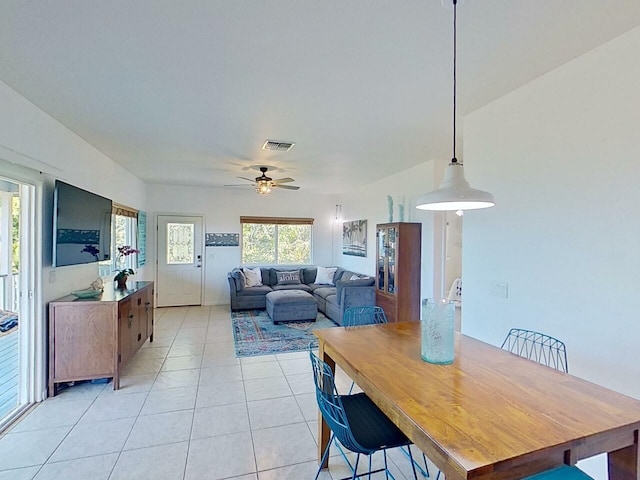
<box><xmin>452</xmin><ymin>0</ymin><xmax>457</xmax><ymax>163</ymax></box>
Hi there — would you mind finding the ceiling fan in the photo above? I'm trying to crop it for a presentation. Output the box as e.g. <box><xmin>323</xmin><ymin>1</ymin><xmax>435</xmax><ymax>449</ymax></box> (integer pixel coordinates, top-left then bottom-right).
<box><xmin>225</xmin><ymin>167</ymin><xmax>300</xmax><ymax>195</ymax></box>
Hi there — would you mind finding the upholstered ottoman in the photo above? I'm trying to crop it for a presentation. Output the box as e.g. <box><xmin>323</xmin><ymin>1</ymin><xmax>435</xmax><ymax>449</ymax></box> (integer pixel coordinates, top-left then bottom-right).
<box><xmin>266</xmin><ymin>290</ymin><xmax>318</xmax><ymax>324</ymax></box>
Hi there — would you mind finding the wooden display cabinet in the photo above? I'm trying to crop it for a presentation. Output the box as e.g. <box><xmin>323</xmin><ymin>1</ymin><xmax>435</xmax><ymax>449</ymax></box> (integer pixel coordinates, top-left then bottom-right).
<box><xmin>48</xmin><ymin>281</ymin><xmax>154</xmax><ymax>397</ymax></box>
<box><xmin>375</xmin><ymin>223</ymin><xmax>421</xmax><ymax>323</ymax></box>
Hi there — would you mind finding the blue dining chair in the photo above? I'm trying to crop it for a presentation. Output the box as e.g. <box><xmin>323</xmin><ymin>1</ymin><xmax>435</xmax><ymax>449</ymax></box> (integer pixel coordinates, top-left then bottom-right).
<box><xmin>342</xmin><ymin>306</ymin><xmax>388</xmax><ymax>329</ymax></box>
<box><xmin>341</xmin><ymin>306</ymin><xmax>437</xmax><ymax>479</ymax></box>
<box><xmin>500</xmin><ymin>328</ymin><xmax>568</xmax><ymax>373</ymax></box>
<box><xmin>522</xmin><ymin>465</ymin><xmax>594</xmax><ymax>480</ymax></box>
<box><xmin>502</xmin><ymin>330</ymin><xmax>593</xmax><ymax>480</ymax></box>
<box><xmin>310</xmin><ymin>348</ymin><xmax>419</xmax><ymax>480</ymax></box>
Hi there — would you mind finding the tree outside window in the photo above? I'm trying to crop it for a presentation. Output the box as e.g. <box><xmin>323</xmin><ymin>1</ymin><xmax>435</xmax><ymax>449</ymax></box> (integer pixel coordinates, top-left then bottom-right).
<box><xmin>241</xmin><ymin>217</ymin><xmax>312</xmax><ymax>265</ymax></box>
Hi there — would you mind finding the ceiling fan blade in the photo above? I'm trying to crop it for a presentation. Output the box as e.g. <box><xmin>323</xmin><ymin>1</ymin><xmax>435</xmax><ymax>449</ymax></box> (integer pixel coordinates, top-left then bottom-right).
<box><xmin>272</xmin><ymin>177</ymin><xmax>295</xmax><ymax>184</ymax></box>
<box><xmin>237</xmin><ymin>176</ymin><xmax>256</xmax><ymax>182</ymax></box>
<box><xmin>224</xmin><ymin>184</ymin><xmax>254</xmax><ymax>187</ymax></box>
<box><xmin>273</xmin><ymin>184</ymin><xmax>300</xmax><ymax>190</ymax></box>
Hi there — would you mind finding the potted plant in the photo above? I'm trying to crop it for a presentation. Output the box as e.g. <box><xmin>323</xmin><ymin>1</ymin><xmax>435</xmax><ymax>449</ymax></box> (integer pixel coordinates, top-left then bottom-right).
<box><xmin>114</xmin><ymin>245</ymin><xmax>140</xmax><ymax>288</ymax></box>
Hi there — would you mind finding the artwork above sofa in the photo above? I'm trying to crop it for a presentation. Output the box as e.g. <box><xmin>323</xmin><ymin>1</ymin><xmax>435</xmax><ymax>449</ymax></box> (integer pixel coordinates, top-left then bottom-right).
<box><xmin>227</xmin><ymin>266</ymin><xmax>375</xmax><ymax>326</ymax></box>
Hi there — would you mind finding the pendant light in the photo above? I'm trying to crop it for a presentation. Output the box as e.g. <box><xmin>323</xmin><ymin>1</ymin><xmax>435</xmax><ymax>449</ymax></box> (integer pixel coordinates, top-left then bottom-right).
<box><xmin>416</xmin><ymin>0</ymin><xmax>495</xmax><ymax>211</ymax></box>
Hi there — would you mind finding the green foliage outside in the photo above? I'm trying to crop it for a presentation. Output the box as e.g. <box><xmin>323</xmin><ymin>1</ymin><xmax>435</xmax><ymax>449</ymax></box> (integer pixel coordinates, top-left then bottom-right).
<box><xmin>242</xmin><ymin>224</ymin><xmax>276</xmax><ymax>264</ymax></box>
<box><xmin>12</xmin><ymin>196</ymin><xmax>19</xmax><ymax>272</ymax></box>
<box><xmin>277</xmin><ymin>225</ymin><xmax>311</xmax><ymax>264</ymax></box>
<box><xmin>242</xmin><ymin>223</ymin><xmax>311</xmax><ymax>265</ymax></box>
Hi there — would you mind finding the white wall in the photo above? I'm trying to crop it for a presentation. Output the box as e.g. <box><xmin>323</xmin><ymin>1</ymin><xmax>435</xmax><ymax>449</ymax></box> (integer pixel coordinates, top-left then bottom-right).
<box><xmin>146</xmin><ymin>184</ymin><xmax>338</xmax><ymax>305</ymax></box>
<box><xmin>0</xmin><ymin>80</ymin><xmax>149</xmax><ymax>304</ymax></box>
<box><xmin>463</xmin><ymin>26</ymin><xmax>640</xmax><ymax>480</ymax></box>
<box><xmin>336</xmin><ymin>160</ymin><xmax>445</xmax><ymax>304</ymax></box>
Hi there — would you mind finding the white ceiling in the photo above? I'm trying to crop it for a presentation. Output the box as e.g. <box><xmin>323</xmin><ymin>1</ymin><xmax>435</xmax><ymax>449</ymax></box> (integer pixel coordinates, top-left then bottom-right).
<box><xmin>1</xmin><ymin>1</ymin><xmax>640</xmax><ymax>194</ymax></box>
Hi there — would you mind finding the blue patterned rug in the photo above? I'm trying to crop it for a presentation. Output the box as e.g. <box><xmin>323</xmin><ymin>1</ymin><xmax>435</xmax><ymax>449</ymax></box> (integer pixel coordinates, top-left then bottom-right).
<box><xmin>231</xmin><ymin>310</ymin><xmax>337</xmax><ymax>357</ymax></box>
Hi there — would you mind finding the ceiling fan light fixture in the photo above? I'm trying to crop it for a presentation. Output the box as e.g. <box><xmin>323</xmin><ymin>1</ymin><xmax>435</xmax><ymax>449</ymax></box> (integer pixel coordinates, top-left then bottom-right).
<box><xmin>416</xmin><ymin>0</ymin><xmax>495</xmax><ymax>212</ymax></box>
<box><xmin>256</xmin><ymin>180</ymin><xmax>272</xmax><ymax>194</ymax></box>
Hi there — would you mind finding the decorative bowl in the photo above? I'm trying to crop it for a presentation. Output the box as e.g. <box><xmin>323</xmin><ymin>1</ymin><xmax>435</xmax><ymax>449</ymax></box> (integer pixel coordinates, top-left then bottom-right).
<box><xmin>71</xmin><ymin>288</ymin><xmax>103</xmax><ymax>299</ymax></box>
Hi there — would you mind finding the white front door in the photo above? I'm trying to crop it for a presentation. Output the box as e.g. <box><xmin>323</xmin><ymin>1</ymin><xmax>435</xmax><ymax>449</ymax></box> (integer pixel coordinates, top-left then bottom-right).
<box><xmin>156</xmin><ymin>215</ymin><xmax>203</xmax><ymax>307</ymax></box>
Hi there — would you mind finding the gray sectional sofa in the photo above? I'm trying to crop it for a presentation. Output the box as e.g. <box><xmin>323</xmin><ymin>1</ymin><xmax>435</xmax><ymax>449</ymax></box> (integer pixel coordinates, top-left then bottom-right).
<box><xmin>227</xmin><ymin>266</ymin><xmax>375</xmax><ymax>326</ymax></box>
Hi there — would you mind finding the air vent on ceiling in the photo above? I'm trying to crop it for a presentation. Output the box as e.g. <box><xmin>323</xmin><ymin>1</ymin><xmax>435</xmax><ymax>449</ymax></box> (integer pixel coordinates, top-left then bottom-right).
<box><xmin>261</xmin><ymin>140</ymin><xmax>295</xmax><ymax>152</ymax></box>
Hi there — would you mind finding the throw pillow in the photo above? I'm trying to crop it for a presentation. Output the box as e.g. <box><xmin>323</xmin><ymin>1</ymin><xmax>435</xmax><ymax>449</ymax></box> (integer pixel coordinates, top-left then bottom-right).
<box><xmin>314</xmin><ymin>266</ymin><xmax>338</xmax><ymax>285</ymax></box>
<box><xmin>276</xmin><ymin>270</ymin><xmax>301</xmax><ymax>285</ymax></box>
<box><xmin>231</xmin><ymin>269</ymin><xmax>246</xmax><ymax>291</ymax></box>
<box><xmin>242</xmin><ymin>267</ymin><xmax>263</xmax><ymax>287</ymax></box>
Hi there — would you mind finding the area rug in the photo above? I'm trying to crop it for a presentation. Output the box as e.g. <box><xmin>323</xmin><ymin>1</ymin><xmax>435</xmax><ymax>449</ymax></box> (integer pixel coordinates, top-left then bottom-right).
<box><xmin>232</xmin><ymin>310</ymin><xmax>337</xmax><ymax>357</ymax></box>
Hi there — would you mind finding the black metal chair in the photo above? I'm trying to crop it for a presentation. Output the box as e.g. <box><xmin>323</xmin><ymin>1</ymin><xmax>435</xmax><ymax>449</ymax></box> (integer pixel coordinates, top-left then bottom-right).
<box><xmin>500</xmin><ymin>328</ymin><xmax>569</xmax><ymax>373</ymax></box>
<box><xmin>501</xmin><ymin>329</ymin><xmax>593</xmax><ymax>480</ymax></box>
<box><xmin>310</xmin><ymin>348</ymin><xmax>418</xmax><ymax>480</ymax></box>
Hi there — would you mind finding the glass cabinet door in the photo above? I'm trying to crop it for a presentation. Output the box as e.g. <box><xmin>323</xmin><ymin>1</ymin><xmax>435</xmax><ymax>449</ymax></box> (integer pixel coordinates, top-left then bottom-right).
<box><xmin>387</xmin><ymin>227</ymin><xmax>396</xmax><ymax>294</ymax></box>
<box><xmin>377</xmin><ymin>228</ymin><xmax>386</xmax><ymax>290</ymax></box>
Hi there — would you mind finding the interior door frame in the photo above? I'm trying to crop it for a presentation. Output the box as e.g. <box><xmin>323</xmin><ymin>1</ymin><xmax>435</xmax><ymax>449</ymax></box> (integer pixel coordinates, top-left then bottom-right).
<box><xmin>0</xmin><ymin>168</ymin><xmax>43</xmax><ymax>431</ymax></box>
<box><xmin>154</xmin><ymin>213</ymin><xmax>205</xmax><ymax>307</ymax></box>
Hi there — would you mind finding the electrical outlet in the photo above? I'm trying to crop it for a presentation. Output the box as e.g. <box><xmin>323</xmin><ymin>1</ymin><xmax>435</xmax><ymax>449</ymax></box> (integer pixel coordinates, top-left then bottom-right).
<box><xmin>490</xmin><ymin>281</ymin><xmax>508</xmax><ymax>298</ymax></box>
<box><xmin>49</xmin><ymin>270</ymin><xmax>56</xmax><ymax>284</ymax></box>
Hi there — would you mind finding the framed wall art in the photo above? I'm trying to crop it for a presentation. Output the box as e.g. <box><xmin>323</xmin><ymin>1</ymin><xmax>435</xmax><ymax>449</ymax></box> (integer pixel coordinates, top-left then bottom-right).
<box><xmin>342</xmin><ymin>219</ymin><xmax>367</xmax><ymax>257</ymax></box>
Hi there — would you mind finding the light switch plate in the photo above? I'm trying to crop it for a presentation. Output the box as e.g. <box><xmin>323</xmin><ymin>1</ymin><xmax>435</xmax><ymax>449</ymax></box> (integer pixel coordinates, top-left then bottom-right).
<box><xmin>490</xmin><ymin>281</ymin><xmax>508</xmax><ymax>298</ymax></box>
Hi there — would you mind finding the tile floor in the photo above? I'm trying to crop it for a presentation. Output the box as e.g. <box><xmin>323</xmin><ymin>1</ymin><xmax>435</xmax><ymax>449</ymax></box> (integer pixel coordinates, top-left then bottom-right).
<box><xmin>0</xmin><ymin>305</ymin><xmax>439</xmax><ymax>480</ymax></box>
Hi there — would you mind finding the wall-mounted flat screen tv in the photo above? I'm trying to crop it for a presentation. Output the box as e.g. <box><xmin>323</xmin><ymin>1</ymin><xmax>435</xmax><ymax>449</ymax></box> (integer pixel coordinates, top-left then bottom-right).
<box><xmin>53</xmin><ymin>180</ymin><xmax>113</xmax><ymax>267</ymax></box>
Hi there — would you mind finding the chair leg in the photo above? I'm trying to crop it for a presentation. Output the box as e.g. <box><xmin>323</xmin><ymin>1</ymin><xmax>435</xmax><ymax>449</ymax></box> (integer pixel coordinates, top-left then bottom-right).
<box><xmin>382</xmin><ymin>448</ymin><xmax>389</xmax><ymax>480</ymax></box>
<box><xmin>315</xmin><ymin>433</ymin><xmax>334</xmax><ymax>480</ymax></box>
<box><xmin>405</xmin><ymin>444</ymin><xmax>419</xmax><ymax>480</ymax></box>
<box><xmin>422</xmin><ymin>454</ymin><xmax>431</xmax><ymax>477</ymax></box>
<box><xmin>368</xmin><ymin>454</ymin><xmax>373</xmax><ymax>480</ymax></box>
<box><xmin>401</xmin><ymin>446</ymin><xmax>429</xmax><ymax>478</ymax></box>
<box><xmin>351</xmin><ymin>453</ymin><xmax>361</xmax><ymax>480</ymax></box>
<box><xmin>334</xmin><ymin>438</ymin><xmax>356</xmax><ymax>474</ymax></box>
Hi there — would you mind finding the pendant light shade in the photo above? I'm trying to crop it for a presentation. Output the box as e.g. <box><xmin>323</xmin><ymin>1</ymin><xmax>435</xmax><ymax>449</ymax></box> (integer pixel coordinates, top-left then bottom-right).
<box><xmin>416</xmin><ymin>159</ymin><xmax>495</xmax><ymax>211</ymax></box>
<box><xmin>416</xmin><ymin>0</ymin><xmax>495</xmax><ymax>212</ymax></box>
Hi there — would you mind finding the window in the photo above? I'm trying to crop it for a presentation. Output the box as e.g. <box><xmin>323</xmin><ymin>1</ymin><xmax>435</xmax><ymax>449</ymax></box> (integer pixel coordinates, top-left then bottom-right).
<box><xmin>241</xmin><ymin>216</ymin><xmax>313</xmax><ymax>265</ymax></box>
<box><xmin>98</xmin><ymin>204</ymin><xmax>138</xmax><ymax>276</ymax></box>
<box><xmin>166</xmin><ymin>222</ymin><xmax>194</xmax><ymax>264</ymax></box>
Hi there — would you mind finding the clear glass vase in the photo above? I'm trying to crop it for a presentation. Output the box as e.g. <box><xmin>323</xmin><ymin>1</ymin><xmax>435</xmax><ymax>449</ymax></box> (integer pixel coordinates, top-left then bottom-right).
<box><xmin>421</xmin><ymin>298</ymin><xmax>455</xmax><ymax>365</ymax></box>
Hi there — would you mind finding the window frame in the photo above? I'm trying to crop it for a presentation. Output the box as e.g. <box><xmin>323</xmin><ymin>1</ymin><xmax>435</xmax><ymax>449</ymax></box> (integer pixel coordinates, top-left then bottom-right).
<box><xmin>98</xmin><ymin>204</ymin><xmax>139</xmax><ymax>277</ymax></box>
<box><xmin>240</xmin><ymin>216</ymin><xmax>314</xmax><ymax>266</ymax></box>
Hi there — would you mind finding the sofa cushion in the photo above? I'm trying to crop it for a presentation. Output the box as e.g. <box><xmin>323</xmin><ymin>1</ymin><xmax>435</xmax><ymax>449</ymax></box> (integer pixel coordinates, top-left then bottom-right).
<box><xmin>302</xmin><ymin>267</ymin><xmax>317</xmax><ymax>284</ymax></box>
<box><xmin>276</xmin><ymin>269</ymin><xmax>301</xmax><ymax>285</ymax></box>
<box><xmin>259</xmin><ymin>267</ymin><xmax>273</xmax><ymax>286</ymax></box>
<box><xmin>231</xmin><ymin>269</ymin><xmax>246</xmax><ymax>291</ymax></box>
<box><xmin>336</xmin><ymin>277</ymin><xmax>375</xmax><ymax>300</ymax></box>
<box><xmin>313</xmin><ymin>286</ymin><xmax>337</xmax><ymax>300</ymax></box>
<box><xmin>237</xmin><ymin>285</ymin><xmax>273</xmax><ymax>296</ymax></box>
<box><xmin>314</xmin><ymin>266</ymin><xmax>338</xmax><ymax>285</ymax></box>
<box><xmin>273</xmin><ymin>284</ymin><xmax>312</xmax><ymax>292</ymax></box>
<box><xmin>243</xmin><ymin>267</ymin><xmax>263</xmax><ymax>287</ymax></box>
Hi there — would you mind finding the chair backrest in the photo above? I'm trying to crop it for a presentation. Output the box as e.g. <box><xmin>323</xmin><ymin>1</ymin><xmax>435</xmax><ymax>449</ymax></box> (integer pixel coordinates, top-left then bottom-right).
<box><xmin>342</xmin><ymin>306</ymin><xmax>388</xmax><ymax>328</ymax></box>
<box><xmin>500</xmin><ymin>328</ymin><xmax>569</xmax><ymax>373</ymax></box>
<box><xmin>309</xmin><ymin>349</ymin><xmax>370</xmax><ymax>454</ymax></box>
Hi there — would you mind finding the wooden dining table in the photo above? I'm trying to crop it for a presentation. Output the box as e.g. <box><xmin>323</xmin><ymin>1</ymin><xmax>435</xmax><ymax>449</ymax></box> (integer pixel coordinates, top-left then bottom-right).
<box><xmin>315</xmin><ymin>322</ymin><xmax>640</xmax><ymax>480</ymax></box>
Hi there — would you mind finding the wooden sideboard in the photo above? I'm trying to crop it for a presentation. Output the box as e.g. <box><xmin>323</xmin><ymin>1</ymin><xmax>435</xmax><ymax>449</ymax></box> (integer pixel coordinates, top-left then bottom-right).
<box><xmin>48</xmin><ymin>281</ymin><xmax>154</xmax><ymax>397</ymax></box>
